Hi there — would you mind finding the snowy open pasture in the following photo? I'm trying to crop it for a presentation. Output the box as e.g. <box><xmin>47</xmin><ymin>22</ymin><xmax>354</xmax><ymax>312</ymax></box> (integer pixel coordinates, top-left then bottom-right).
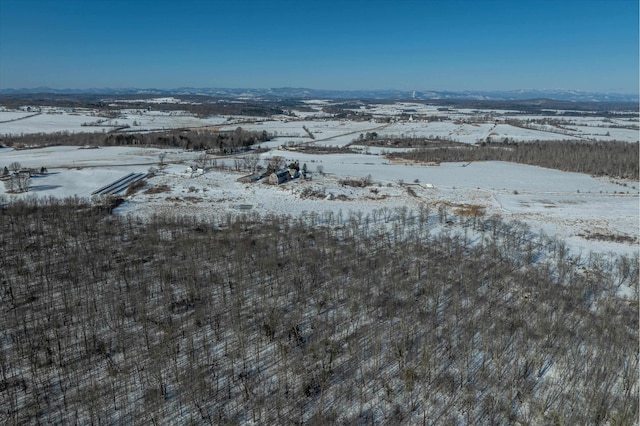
<box><xmin>1</xmin><ymin>143</ymin><xmax>637</xmax><ymax>257</ymax></box>
<box><xmin>1</xmin><ymin>99</ymin><xmax>638</xmax><ymax>257</ymax></box>
<box><xmin>0</xmin><ymin>108</ymin><xmax>232</xmax><ymax>135</ymax></box>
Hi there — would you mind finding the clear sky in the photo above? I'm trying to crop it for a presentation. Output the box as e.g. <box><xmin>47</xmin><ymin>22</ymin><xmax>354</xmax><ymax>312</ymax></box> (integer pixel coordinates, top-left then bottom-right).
<box><xmin>1</xmin><ymin>0</ymin><xmax>638</xmax><ymax>93</ymax></box>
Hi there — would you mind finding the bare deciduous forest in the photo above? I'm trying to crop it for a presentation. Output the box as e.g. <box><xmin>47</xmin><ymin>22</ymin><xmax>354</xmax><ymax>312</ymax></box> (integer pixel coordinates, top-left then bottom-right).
<box><xmin>0</xmin><ymin>95</ymin><xmax>290</xmax><ymax>118</ymax></box>
<box><xmin>0</xmin><ymin>197</ymin><xmax>637</xmax><ymax>424</ymax></box>
<box><xmin>387</xmin><ymin>140</ymin><xmax>639</xmax><ymax>180</ymax></box>
<box><xmin>0</xmin><ymin>129</ymin><xmax>271</xmax><ymax>153</ymax></box>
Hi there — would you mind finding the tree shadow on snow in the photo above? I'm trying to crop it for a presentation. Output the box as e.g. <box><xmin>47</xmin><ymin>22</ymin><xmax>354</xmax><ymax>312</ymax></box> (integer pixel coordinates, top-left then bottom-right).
<box><xmin>30</xmin><ymin>185</ymin><xmax>62</xmax><ymax>191</ymax></box>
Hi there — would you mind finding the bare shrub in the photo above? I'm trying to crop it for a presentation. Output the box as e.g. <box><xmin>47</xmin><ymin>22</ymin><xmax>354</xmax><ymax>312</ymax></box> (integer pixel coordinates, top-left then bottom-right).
<box><xmin>339</xmin><ymin>175</ymin><xmax>371</xmax><ymax>187</ymax></box>
<box><xmin>144</xmin><ymin>184</ymin><xmax>172</xmax><ymax>194</ymax></box>
<box><xmin>125</xmin><ymin>179</ymin><xmax>146</xmax><ymax>196</ymax></box>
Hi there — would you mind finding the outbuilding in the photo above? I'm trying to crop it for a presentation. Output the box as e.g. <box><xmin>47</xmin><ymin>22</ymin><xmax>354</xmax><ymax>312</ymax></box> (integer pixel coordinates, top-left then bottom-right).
<box><xmin>268</xmin><ymin>169</ymin><xmax>292</xmax><ymax>185</ymax></box>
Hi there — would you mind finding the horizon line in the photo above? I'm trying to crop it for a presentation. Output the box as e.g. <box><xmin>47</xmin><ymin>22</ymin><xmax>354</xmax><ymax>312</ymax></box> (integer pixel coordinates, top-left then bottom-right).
<box><xmin>1</xmin><ymin>86</ymin><xmax>638</xmax><ymax>95</ymax></box>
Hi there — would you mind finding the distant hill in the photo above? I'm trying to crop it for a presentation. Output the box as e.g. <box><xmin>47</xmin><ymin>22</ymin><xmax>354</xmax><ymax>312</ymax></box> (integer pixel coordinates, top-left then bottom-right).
<box><xmin>0</xmin><ymin>87</ymin><xmax>637</xmax><ymax>102</ymax></box>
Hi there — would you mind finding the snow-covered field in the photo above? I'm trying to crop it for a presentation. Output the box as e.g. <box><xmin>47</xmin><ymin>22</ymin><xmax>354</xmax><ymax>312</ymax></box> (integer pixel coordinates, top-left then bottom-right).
<box><xmin>1</xmin><ymin>100</ymin><xmax>637</xmax><ymax>257</ymax></box>
<box><xmin>0</xmin><ymin>109</ymin><xmax>231</xmax><ymax>134</ymax></box>
<box><xmin>1</xmin><ymin>144</ymin><xmax>637</xmax><ymax>257</ymax></box>
<box><xmin>2</xmin><ymin>101</ymin><xmax>637</xmax><ymax>143</ymax></box>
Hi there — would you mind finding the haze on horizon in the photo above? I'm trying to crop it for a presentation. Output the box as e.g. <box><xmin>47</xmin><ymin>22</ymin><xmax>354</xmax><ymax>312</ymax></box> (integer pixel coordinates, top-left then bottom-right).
<box><xmin>1</xmin><ymin>0</ymin><xmax>638</xmax><ymax>94</ymax></box>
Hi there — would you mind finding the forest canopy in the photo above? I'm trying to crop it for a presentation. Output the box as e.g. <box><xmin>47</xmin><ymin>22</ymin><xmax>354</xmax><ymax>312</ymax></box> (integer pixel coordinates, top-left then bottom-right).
<box><xmin>0</xmin><ymin>197</ymin><xmax>637</xmax><ymax>424</ymax></box>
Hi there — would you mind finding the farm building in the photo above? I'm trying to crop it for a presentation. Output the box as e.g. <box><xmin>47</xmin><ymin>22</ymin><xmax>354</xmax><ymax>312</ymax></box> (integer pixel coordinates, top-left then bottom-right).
<box><xmin>268</xmin><ymin>169</ymin><xmax>293</xmax><ymax>185</ymax></box>
<box><xmin>237</xmin><ymin>173</ymin><xmax>262</xmax><ymax>183</ymax></box>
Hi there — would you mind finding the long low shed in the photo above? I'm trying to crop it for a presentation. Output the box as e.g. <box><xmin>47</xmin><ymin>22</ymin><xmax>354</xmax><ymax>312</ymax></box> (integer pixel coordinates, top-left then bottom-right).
<box><xmin>92</xmin><ymin>173</ymin><xmax>147</xmax><ymax>196</ymax></box>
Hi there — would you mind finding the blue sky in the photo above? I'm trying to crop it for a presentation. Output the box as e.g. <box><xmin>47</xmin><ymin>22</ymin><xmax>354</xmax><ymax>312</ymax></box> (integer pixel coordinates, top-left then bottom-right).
<box><xmin>1</xmin><ymin>0</ymin><xmax>638</xmax><ymax>92</ymax></box>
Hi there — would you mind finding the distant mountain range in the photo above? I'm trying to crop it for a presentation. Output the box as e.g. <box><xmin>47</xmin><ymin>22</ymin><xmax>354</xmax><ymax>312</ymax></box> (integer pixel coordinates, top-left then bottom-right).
<box><xmin>0</xmin><ymin>86</ymin><xmax>637</xmax><ymax>102</ymax></box>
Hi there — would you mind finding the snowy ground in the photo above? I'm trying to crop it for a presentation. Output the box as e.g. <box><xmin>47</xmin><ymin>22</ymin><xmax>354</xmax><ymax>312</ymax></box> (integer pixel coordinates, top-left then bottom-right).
<box><xmin>0</xmin><ymin>109</ymin><xmax>231</xmax><ymax>134</ymax></box>
<box><xmin>1</xmin><ymin>101</ymin><xmax>637</xmax><ymax>257</ymax></box>
<box><xmin>2</xmin><ymin>102</ymin><xmax>638</xmax><ymax>143</ymax></box>
<box><xmin>1</xmin><ymin>144</ymin><xmax>637</xmax><ymax>258</ymax></box>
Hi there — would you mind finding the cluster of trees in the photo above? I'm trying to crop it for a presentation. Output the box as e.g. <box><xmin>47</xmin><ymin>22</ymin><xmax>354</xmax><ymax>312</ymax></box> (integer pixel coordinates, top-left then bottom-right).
<box><xmin>388</xmin><ymin>140</ymin><xmax>639</xmax><ymax>179</ymax></box>
<box><xmin>1</xmin><ymin>128</ymin><xmax>271</xmax><ymax>152</ymax></box>
<box><xmin>229</xmin><ymin>155</ymin><xmax>295</xmax><ymax>175</ymax></box>
<box><xmin>2</xmin><ymin>173</ymin><xmax>30</xmax><ymax>193</ymax></box>
<box><xmin>357</xmin><ymin>132</ymin><xmax>378</xmax><ymax>142</ymax></box>
<box><xmin>421</xmin><ymin>99</ymin><xmax>639</xmax><ymax>116</ymax></box>
<box><xmin>0</xmin><ymin>197</ymin><xmax>637</xmax><ymax>424</ymax></box>
<box><xmin>320</xmin><ymin>104</ymin><xmax>376</xmax><ymax>121</ymax></box>
<box><xmin>144</xmin><ymin>102</ymin><xmax>285</xmax><ymax>118</ymax></box>
<box><xmin>354</xmin><ymin>136</ymin><xmax>462</xmax><ymax>148</ymax></box>
<box><xmin>1</xmin><ymin>162</ymin><xmax>32</xmax><ymax>193</ymax></box>
<box><xmin>0</xmin><ymin>95</ymin><xmax>288</xmax><ymax>118</ymax></box>
<box><xmin>295</xmin><ymin>144</ymin><xmax>357</xmax><ymax>154</ymax></box>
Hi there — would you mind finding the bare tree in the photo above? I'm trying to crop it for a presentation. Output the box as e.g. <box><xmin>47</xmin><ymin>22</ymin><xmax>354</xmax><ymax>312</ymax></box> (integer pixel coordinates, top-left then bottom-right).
<box><xmin>3</xmin><ymin>175</ymin><xmax>16</xmax><ymax>192</ymax></box>
<box><xmin>16</xmin><ymin>173</ymin><xmax>30</xmax><ymax>192</ymax></box>
<box><xmin>243</xmin><ymin>154</ymin><xmax>260</xmax><ymax>173</ymax></box>
<box><xmin>270</xmin><ymin>155</ymin><xmax>285</xmax><ymax>170</ymax></box>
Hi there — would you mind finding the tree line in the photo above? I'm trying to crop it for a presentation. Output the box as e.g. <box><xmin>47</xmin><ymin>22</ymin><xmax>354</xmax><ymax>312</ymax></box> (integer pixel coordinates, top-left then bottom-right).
<box><xmin>0</xmin><ymin>197</ymin><xmax>636</xmax><ymax>424</ymax></box>
<box><xmin>0</xmin><ymin>95</ymin><xmax>288</xmax><ymax>118</ymax></box>
<box><xmin>387</xmin><ymin>140</ymin><xmax>639</xmax><ymax>180</ymax></box>
<box><xmin>0</xmin><ymin>128</ymin><xmax>271</xmax><ymax>152</ymax></box>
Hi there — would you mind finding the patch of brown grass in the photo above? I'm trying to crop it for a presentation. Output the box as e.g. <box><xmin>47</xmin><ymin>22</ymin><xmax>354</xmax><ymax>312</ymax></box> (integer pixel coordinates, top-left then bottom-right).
<box><xmin>453</xmin><ymin>204</ymin><xmax>486</xmax><ymax>217</ymax></box>
<box><xmin>577</xmin><ymin>231</ymin><xmax>637</xmax><ymax>244</ymax></box>
<box><xmin>339</xmin><ymin>177</ymin><xmax>371</xmax><ymax>187</ymax></box>
<box><xmin>365</xmin><ymin>194</ymin><xmax>389</xmax><ymax>201</ymax></box>
<box><xmin>183</xmin><ymin>196</ymin><xmax>203</xmax><ymax>203</ymax></box>
<box><xmin>145</xmin><ymin>184</ymin><xmax>172</xmax><ymax>194</ymax></box>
